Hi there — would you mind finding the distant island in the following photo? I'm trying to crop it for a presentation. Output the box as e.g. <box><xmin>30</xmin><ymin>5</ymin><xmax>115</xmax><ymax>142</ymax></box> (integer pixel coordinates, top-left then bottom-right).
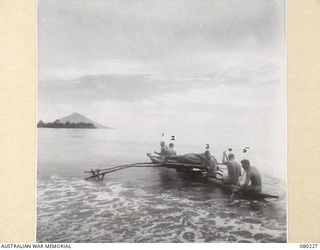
<box><xmin>37</xmin><ymin>112</ymin><xmax>110</xmax><ymax>129</ymax></box>
<box><xmin>37</xmin><ymin>120</ymin><xmax>97</xmax><ymax>129</ymax></box>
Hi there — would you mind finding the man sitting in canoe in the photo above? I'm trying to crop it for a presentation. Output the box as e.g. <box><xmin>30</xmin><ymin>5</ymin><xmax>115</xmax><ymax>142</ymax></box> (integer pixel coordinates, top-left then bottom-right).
<box><xmin>221</xmin><ymin>151</ymin><xmax>242</xmax><ymax>185</ymax></box>
<box><xmin>239</xmin><ymin>159</ymin><xmax>262</xmax><ymax>192</ymax></box>
<box><xmin>204</xmin><ymin>150</ymin><xmax>218</xmax><ymax>177</ymax></box>
<box><xmin>167</xmin><ymin>150</ymin><xmax>218</xmax><ymax>177</ymax></box>
<box><xmin>147</xmin><ymin>141</ymin><xmax>176</xmax><ymax>163</ymax></box>
<box><xmin>167</xmin><ymin>142</ymin><xmax>177</xmax><ymax>156</ymax></box>
<box><xmin>154</xmin><ymin>141</ymin><xmax>169</xmax><ymax>157</ymax></box>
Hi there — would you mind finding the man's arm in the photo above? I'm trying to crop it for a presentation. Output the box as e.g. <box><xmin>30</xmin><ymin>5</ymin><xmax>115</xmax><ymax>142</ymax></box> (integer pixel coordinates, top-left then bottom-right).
<box><xmin>222</xmin><ymin>151</ymin><xmax>228</xmax><ymax>164</ymax></box>
<box><xmin>212</xmin><ymin>155</ymin><xmax>217</xmax><ymax>163</ymax></box>
<box><xmin>207</xmin><ymin>158</ymin><xmax>218</xmax><ymax>175</ymax></box>
<box><xmin>238</xmin><ymin>165</ymin><xmax>242</xmax><ymax>177</ymax></box>
<box><xmin>155</xmin><ymin>148</ymin><xmax>166</xmax><ymax>156</ymax></box>
<box><xmin>243</xmin><ymin>171</ymin><xmax>250</xmax><ymax>186</ymax></box>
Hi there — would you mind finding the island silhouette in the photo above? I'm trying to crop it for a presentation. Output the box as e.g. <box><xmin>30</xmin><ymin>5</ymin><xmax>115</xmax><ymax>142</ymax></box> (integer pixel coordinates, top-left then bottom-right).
<box><xmin>37</xmin><ymin>112</ymin><xmax>109</xmax><ymax>129</ymax></box>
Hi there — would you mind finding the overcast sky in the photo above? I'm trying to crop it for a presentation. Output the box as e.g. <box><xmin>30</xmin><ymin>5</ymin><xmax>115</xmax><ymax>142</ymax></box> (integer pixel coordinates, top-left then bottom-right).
<box><xmin>38</xmin><ymin>0</ymin><xmax>286</xmax><ymax>176</ymax></box>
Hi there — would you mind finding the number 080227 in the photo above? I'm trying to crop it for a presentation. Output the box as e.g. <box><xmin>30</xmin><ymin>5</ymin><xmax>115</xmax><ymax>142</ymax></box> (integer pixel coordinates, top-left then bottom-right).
<box><xmin>300</xmin><ymin>244</ymin><xmax>318</xmax><ymax>248</ymax></box>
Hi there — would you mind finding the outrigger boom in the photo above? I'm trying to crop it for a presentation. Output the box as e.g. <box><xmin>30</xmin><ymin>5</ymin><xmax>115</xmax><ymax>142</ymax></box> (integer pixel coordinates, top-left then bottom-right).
<box><xmin>84</xmin><ymin>161</ymin><xmax>218</xmax><ymax>181</ymax></box>
<box><xmin>84</xmin><ymin>156</ymin><xmax>279</xmax><ymax>200</ymax></box>
<box><xmin>84</xmin><ymin>162</ymin><xmax>162</xmax><ymax>181</ymax></box>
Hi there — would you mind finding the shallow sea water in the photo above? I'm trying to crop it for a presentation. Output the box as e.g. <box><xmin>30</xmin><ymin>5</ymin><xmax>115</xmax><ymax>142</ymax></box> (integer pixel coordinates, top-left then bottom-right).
<box><xmin>37</xmin><ymin>129</ymin><xmax>286</xmax><ymax>243</ymax></box>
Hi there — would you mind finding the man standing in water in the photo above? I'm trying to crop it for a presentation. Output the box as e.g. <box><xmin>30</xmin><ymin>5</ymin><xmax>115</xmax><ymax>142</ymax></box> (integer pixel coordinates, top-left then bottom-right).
<box><xmin>221</xmin><ymin>151</ymin><xmax>242</xmax><ymax>185</ymax></box>
<box><xmin>240</xmin><ymin>159</ymin><xmax>262</xmax><ymax>192</ymax></box>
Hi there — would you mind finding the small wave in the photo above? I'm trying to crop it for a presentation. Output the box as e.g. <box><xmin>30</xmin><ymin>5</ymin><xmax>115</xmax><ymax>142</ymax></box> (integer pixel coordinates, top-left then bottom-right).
<box><xmin>37</xmin><ymin>175</ymin><xmax>286</xmax><ymax>243</ymax></box>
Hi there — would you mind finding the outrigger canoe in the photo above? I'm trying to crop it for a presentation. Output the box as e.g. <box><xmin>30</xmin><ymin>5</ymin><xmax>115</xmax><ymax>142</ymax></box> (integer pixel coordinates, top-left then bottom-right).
<box><xmin>146</xmin><ymin>153</ymin><xmax>279</xmax><ymax>199</ymax></box>
<box><xmin>84</xmin><ymin>154</ymin><xmax>279</xmax><ymax>200</ymax></box>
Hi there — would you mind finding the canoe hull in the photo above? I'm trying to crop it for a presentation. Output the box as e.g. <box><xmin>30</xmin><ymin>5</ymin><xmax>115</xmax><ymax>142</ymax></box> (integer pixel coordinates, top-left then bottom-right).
<box><xmin>146</xmin><ymin>153</ymin><xmax>279</xmax><ymax>199</ymax></box>
<box><xmin>206</xmin><ymin>176</ymin><xmax>279</xmax><ymax>199</ymax></box>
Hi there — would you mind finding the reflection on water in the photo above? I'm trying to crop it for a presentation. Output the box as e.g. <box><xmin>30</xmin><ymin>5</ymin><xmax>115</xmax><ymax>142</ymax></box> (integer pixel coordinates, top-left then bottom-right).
<box><xmin>37</xmin><ymin>129</ymin><xmax>286</xmax><ymax>243</ymax></box>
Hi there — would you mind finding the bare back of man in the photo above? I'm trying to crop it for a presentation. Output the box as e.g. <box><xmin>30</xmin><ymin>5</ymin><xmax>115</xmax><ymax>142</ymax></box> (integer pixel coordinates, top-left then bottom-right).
<box><xmin>221</xmin><ymin>152</ymin><xmax>241</xmax><ymax>185</ymax></box>
<box><xmin>240</xmin><ymin>159</ymin><xmax>262</xmax><ymax>192</ymax></box>
<box><xmin>167</xmin><ymin>143</ymin><xmax>177</xmax><ymax>157</ymax></box>
<box><xmin>244</xmin><ymin>167</ymin><xmax>262</xmax><ymax>191</ymax></box>
<box><xmin>223</xmin><ymin>161</ymin><xmax>241</xmax><ymax>185</ymax></box>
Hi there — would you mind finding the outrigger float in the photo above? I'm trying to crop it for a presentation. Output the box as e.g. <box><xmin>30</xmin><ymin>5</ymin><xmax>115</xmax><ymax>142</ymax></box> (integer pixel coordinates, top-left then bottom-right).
<box><xmin>84</xmin><ymin>154</ymin><xmax>279</xmax><ymax>200</ymax></box>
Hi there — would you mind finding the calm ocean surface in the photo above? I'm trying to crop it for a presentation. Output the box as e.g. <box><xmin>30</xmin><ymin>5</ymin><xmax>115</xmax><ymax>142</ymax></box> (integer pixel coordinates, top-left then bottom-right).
<box><xmin>37</xmin><ymin>129</ymin><xmax>286</xmax><ymax>243</ymax></box>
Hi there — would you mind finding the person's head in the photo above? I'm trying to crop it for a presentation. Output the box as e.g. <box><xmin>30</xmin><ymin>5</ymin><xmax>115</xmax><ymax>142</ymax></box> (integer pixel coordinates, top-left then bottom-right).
<box><xmin>240</xmin><ymin>159</ymin><xmax>250</xmax><ymax>171</ymax></box>
<box><xmin>228</xmin><ymin>153</ymin><xmax>235</xmax><ymax>160</ymax></box>
<box><xmin>204</xmin><ymin>150</ymin><xmax>211</xmax><ymax>159</ymax></box>
<box><xmin>160</xmin><ymin>141</ymin><xmax>165</xmax><ymax>147</ymax></box>
<box><xmin>169</xmin><ymin>143</ymin><xmax>175</xmax><ymax>148</ymax></box>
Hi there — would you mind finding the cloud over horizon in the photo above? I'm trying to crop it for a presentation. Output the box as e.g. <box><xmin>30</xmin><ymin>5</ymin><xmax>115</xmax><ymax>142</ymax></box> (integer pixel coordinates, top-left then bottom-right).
<box><xmin>39</xmin><ymin>50</ymin><xmax>283</xmax><ymax>107</ymax></box>
<box><xmin>38</xmin><ymin>0</ymin><xmax>285</xmax><ymax>80</ymax></box>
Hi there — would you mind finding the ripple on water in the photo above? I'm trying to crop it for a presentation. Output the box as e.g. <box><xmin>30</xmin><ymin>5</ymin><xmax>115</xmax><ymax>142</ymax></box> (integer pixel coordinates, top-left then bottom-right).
<box><xmin>231</xmin><ymin>230</ymin><xmax>253</xmax><ymax>238</ymax></box>
<box><xmin>37</xmin><ymin>175</ymin><xmax>287</xmax><ymax>243</ymax></box>
<box><xmin>241</xmin><ymin>218</ymin><xmax>262</xmax><ymax>224</ymax></box>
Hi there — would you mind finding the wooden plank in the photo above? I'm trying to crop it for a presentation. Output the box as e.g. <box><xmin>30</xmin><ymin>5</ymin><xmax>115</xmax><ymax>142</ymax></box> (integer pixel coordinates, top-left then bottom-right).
<box><xmin>84</xmin><ymin>163</ymin><xmax>163</xmax><ymax>180</ymax></box>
